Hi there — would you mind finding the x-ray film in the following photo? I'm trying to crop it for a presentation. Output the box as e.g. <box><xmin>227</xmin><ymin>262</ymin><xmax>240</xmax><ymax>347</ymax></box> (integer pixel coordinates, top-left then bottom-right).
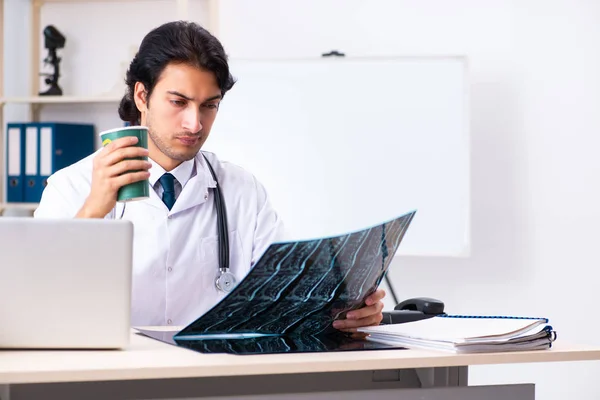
<box><xmin>139</xmin><ymin>210</ymin><xmax>416</xmax><ymax>355</ymax></box>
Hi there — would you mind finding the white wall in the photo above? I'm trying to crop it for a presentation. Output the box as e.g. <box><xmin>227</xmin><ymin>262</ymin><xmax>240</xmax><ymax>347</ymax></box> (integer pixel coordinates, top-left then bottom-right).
<box><xmin>3</xmin><ymin>0</ymin><xmax>32</xmax><ymax>123</ymax></box>
<box><xmin>281</xmin><ymin>0</ymin><xmax>600</xmax><ymax>398</ymax></box>
<box><xmin>4</xmin><ymin>0</ymin><xmax>600</xmax><ymax>399</ymax></box>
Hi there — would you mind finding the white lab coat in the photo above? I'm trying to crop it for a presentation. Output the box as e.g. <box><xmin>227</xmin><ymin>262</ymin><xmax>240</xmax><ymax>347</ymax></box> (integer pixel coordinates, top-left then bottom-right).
<box><xmin>34</xmin><ymin>150</ymin><xmax>285</xmax><ymax>327</ymax></box>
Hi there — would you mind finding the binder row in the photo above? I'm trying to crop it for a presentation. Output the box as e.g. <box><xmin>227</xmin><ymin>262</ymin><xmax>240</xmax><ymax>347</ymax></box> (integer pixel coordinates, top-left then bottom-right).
<box><xmin>5</xmin><ymin>122</ymin><xmax>95</xmax><ymax>203</ymax></box>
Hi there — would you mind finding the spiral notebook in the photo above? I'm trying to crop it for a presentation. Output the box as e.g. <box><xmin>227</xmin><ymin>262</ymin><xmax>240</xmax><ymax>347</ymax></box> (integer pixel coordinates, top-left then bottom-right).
<box><xmin>357</xmin><ymin>314</ymin><xmax>557</xmax><ymax>353</ymax></box>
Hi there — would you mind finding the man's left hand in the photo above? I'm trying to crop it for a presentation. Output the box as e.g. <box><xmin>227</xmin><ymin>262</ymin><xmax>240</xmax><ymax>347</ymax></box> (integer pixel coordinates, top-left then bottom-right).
<box><xmin>333</xmin><ymin>288</ymin><xmax>385</xmax><ymax>339</ymax></box>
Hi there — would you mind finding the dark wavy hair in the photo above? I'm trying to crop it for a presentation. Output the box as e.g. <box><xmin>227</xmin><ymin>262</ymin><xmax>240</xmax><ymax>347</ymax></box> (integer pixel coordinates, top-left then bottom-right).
<box><xmin>118</xmin><ymin>21</ymin><xmax>236</xmax><ymax>125</ymax></box>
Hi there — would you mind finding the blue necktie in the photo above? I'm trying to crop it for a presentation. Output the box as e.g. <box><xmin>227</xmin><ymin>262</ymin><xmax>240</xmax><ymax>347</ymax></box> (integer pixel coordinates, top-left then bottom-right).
<box><xmin>159</xmin><ymin>173</ymin><xmax>176</xmax><ymax>210</ymax></box>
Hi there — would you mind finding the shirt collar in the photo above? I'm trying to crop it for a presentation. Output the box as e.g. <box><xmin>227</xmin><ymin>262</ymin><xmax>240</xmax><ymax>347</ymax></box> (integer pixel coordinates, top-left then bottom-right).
<box><xmin>149</xmin><ymin>157</ymin><xmax>196</xmax><ymax>189</ymax></box>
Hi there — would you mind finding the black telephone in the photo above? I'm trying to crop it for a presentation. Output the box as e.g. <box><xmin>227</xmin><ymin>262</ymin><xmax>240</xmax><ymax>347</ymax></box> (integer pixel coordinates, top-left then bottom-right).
<box><xmin>381</xmin><ymin>297</ymin><xmax>446</xmax><ymax>325</ymax></box>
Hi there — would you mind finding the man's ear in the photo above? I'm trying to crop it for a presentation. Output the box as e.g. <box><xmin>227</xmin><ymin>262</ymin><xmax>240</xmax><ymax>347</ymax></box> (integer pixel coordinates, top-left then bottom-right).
<box><xmin>133</xmin><ymin>82</ymin><xmax>148</xmax><ymax>113</ymax></box>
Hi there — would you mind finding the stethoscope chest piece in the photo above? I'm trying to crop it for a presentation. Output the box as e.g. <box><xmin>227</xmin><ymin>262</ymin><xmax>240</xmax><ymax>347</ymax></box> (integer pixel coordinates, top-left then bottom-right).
<box><xmin>215</xmin><ymin>271</ymin><xmax>237</xmax><ymax>293</ymax></box>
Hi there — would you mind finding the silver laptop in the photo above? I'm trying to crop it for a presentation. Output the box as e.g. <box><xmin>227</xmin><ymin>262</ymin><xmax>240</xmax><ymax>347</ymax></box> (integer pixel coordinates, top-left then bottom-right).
<box><xmin>0</xmin><ymin>218</ymin><xmax>133</xmax><ymax>349</ymax></box>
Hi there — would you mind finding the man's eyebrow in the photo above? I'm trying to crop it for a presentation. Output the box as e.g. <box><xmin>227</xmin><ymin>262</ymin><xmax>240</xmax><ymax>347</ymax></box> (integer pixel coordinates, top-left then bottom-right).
<box><xmin>167</xmin><ymin>91</ymin><xmax>222</xmax><ymax>103</ymax></box>
<box><xmin>204</xmin><ymin>94</ymin><xmax>223</xmax><ymax>102</ymax></box>
<box><xmin>167</xmin><ymin>90</ymin><xmax>194</xmax><ymax>101</ymax></box>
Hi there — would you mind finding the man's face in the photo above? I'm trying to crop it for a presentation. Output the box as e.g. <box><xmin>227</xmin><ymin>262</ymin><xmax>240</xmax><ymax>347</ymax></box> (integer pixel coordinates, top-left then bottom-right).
<box><xmin>136</xmin><ymin>62</ymin><xmax>222</xmax><ymax>170</ymax></box>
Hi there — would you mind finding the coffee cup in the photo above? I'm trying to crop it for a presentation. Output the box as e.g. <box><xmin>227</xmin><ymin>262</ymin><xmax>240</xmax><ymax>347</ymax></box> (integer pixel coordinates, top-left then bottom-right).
<box><xmin>99</xmin><ymin>126</ymin><xmax>150</xmax><ymax>202</ymax></box>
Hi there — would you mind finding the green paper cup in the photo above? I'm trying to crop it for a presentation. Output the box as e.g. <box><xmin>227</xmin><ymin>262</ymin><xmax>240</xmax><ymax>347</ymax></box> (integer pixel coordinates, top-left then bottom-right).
<box><xmin>99</xmin><ymin>126</ymin><xmax>150</xmax><ymax>202</ymax></box>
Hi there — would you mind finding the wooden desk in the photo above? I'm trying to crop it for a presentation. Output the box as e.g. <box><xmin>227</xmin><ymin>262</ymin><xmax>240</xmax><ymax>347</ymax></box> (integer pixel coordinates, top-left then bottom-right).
<box><xmin>1</xmin><ymin>329</ymin><xmax>600</xmax><ymax>400</ymax></box>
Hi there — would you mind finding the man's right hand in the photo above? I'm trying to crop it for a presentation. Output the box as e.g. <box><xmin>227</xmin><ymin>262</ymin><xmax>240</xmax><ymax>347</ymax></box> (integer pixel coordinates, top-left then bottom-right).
<box><xmin>76</xmin><ymin>136</ymin><xmax>151</xmax><ymax>218</ymax></box>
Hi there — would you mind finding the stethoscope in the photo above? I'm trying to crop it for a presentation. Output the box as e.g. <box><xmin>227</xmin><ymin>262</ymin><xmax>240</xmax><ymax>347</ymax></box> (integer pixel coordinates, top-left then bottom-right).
<box><xmin>202</xmin><ymin>153</ymin><xmax>237</xmax><ymax>294</ymax></box>
<box><xmin>117</xmin><ymin>153</ymin><xmax>237</xmax><ymax>294</ymax></box>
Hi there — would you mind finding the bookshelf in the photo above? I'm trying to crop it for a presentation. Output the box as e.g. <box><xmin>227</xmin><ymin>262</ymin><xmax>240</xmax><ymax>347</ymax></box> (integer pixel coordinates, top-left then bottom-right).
<box><xmin>0</xmin><ymin>202</ymin><xmax>39</xmax><ymax>211</ymax></box>
<box><xmin>0</xmin><ymin>0</ymin><xmax>219</xmax><ymax>214</ymax></box>
<box><xmin>0</xmin><ymin>96</ymin><xmax>122</xmax><ymax>104</ymax></box>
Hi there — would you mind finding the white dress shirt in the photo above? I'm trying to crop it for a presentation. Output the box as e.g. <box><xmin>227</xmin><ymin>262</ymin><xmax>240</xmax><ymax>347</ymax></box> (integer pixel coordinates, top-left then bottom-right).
<box><xmin>34</xmin><ymin>150</ymin><xmax>286</xmax><ymax>327</ymax></box>
<box><xmin>149</xmin><ymin>157</ymin><xmax>195</xmax><ymax>200</ymax></box>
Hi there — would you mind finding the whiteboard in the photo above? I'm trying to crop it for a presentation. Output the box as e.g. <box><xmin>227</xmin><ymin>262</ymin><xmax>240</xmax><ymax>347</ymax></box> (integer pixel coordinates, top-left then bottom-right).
<box><xmin>205</xmin><ymin>56</ymin><xmax>470</xmax><ymax>257</ymax></box>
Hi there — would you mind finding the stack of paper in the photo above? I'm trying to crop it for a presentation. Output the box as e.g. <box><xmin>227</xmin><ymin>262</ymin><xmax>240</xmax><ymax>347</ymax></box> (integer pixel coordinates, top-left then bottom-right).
<box><xmin>357</xmin><ymin>315</ymin><xmax>557</xmax><ymax>353</ymax></box>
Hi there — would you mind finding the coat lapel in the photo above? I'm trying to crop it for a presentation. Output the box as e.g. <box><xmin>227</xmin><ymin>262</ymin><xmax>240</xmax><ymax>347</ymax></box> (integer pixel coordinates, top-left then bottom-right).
<box><xmin>170</xmin><ymin>174</ymin><xmax>208</xmax><ymax>214</ymax></box>
<box><xmin>169</xmin><ymin>154</ymin><xmax>217</xmax><ymax>215</ymax></box>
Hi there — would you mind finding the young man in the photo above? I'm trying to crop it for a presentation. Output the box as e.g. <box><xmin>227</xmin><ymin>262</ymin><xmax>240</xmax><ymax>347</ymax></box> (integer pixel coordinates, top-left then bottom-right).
<box><xmin>34</xmin><ymin>21</ymin><xmax>385</xmax><ymax>335</ymax></box>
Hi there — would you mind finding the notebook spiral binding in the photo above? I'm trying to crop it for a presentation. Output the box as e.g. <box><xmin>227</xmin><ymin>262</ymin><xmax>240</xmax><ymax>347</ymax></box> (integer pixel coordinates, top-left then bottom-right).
<box><xmin>438</xmin><ymin>314</ymin><xmax>549</xmax><ymax>323</ymax></box>
<box><xmin>541</xmin><ymin>325</ymin><xmax>557</xmax><ymax>340</ymax></box>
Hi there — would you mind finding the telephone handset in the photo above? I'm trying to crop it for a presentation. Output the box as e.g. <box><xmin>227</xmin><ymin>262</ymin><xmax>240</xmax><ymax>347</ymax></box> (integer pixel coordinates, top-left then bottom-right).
<box><xmin>381</xmin><ymin>297</ymin><xmax>446</xmax><ymax>325</ymax></box>
<box><xmin>395</xmin><ymin>297</ymin><xmax>445</xmax><ymax>314</ymax></box>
